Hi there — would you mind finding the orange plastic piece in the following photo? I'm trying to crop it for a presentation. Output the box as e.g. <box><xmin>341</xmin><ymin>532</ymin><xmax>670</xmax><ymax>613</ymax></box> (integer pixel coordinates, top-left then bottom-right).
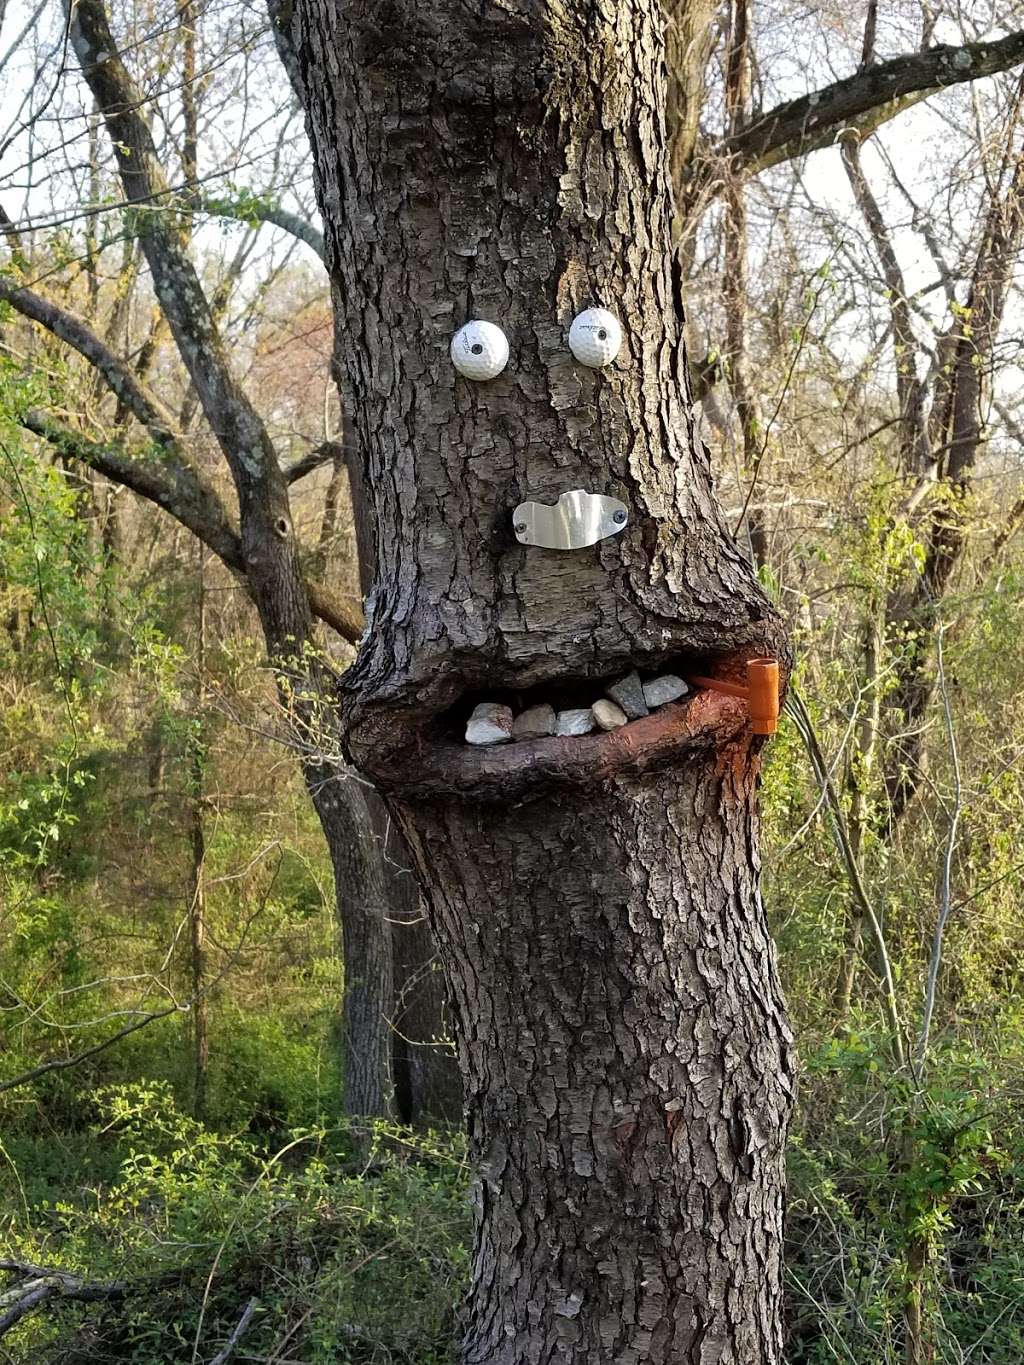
<box><xmin>686</xmin><ymin>656</ymin><xmax>780</xmax><ymax>736</ymax></box>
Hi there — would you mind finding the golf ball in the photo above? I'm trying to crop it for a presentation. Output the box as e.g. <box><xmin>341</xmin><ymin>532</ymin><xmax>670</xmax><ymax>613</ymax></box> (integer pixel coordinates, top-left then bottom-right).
<box><xmin>568</xmin><ymin>308</ymin><xmax>622</xmax><ymax>368</ymax></box>
<box><xmin>450</xmin><ymin>320</ymin><xmax>509</xmax><ymax>381</ymax></box>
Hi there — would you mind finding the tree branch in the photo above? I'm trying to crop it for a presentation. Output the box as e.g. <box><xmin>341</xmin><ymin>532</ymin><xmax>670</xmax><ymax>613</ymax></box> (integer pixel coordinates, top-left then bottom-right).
<box><xmin>282</xmin><ymin>438</ymin><xmax>347</xmax><ymax>484</ymax></box>
<box><xmin>208</xmin><ymin>1298</ymin><xmax>259</xmax><ymax>1365</ymax></box>
<box><xmin>199</xmin><ymin>193</ymin><xmax>325</xmax><ymax>262</ymax></box>
<box><xmin>840</xmin><ymin>133</ymin><xmax>931</xmax><ymax>473</ymax></box>
<box><xmin>22</xmin><ymin>410</ymin><xmax>364</xmax><ymax>642</ymax></box>
<box><xmin>0</xmin><ymin>991</ymin><xmax>185</xmax><ymax>1097</ymax></box>
<box><xmin>0</xmin><ymin>1262</ymin><xmax>183</xmax><ymax>1339</ymax></box>
<box><xmin>692</xmin><ymin>30</ymin><xmax>1024</xmax><ymax>191</ymax></box>
<box><xmin>66</xmin><ymin>0</ymin><xmax>318</xmax><ymax>655</ymax></box>
<box><xmin>21</xmin><ymin>409</ymin><xmax>245</xmax><ymax>572</ymax></box>
<box><xmin>0</xmin><ymin>276</ymin><xmax>179</xmax><ymax>446</ymax></box>
<box><xmin>305</xmin><ymin>578</ymin><xmax>364</xmax><ymax>642</ymax></box>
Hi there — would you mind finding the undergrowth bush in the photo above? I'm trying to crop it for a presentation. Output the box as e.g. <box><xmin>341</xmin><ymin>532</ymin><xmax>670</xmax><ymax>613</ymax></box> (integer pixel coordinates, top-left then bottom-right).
<box><xmin>785</xmin><ymin>1030</ymin><xmax>1024</xmax><ymax>1363</ymax></box>
<box><xmin>2</xmin><ymin>1084</ymin><xmax>470</xmax><ymax>1364</ymax></box>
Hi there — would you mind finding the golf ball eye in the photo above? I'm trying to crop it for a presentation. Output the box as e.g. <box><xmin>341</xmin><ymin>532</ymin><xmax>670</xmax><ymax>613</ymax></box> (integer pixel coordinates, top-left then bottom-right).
<box><xmin>568</xmin><ymin>308</ymin><xmax>622</xmax><ymax>368</ymax></box>
<box><xmin>451</xmin><ymin>321</ymin><xmax>509</xmax><ymax>381</ymax></box>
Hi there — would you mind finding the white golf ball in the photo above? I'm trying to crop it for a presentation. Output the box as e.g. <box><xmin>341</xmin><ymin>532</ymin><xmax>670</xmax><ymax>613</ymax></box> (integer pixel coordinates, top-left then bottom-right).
<box><xmin>568</xmin><ymin>307</ymin><xmax>622</xmax><ymax>368</ymax></box>
<box><xmin>450</xmin><ymin>320</ymin><xmax>509</xmax><ymax>381</ymax></box>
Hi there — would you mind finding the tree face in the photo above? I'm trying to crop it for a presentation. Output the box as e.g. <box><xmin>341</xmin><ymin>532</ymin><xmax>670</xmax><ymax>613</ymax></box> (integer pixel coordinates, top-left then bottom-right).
<box><xmin>288</xmin><ymin>1</ymin><xmax>785</xmax><ymax>779</ymax></box>
<box><xmin>283</xmin><ymin>0</ymin><xmax>793</xmax><ymax>1358</ymax></box>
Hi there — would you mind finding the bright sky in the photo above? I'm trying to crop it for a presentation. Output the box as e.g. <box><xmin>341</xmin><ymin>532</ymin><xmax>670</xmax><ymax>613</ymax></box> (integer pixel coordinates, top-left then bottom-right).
<box><xmin>2</xmin><ymin>0</ymin><xmax>1023</xmax><ymax>430</ymax></box>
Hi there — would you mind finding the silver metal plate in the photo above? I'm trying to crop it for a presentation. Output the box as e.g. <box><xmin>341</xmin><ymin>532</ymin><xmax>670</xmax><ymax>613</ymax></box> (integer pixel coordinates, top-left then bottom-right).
<box><xmin>512</xmin><ymin>489</ymin><xmax>629</xmax><ymax>550</ymax></box>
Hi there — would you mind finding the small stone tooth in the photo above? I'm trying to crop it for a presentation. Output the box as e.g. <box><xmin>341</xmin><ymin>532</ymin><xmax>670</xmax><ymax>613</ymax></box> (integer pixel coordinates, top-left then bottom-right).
<box><xmin>605</xmin><ymin>670</ymin><xmax>648</xmax><ymax>720</ymax></box>
<box><xmin>642</xmin><ymin>675</ymin><xmax>689</xmax><ymax>708</ymax></box>
<box><xmin>512</xmin><ymin>703</ymin><xmax>556</xmax><ymax>739</ymax></box>
<box><xmin>554</xmin><ymin>707</ymin><xmax>596</xmax><ymax>736</ymax></box>
<box><xmin>592</xmin><ymin>699</ymin><xmax>627</xmax><ymax>731</ymax></box>
<box><xmin>465</xmin><ymin>702</ymin><xmax>514</xmax><ymax>745</ymax></box>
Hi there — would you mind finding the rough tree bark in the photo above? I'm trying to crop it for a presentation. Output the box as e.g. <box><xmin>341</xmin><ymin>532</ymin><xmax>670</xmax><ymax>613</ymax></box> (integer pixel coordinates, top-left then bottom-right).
<box><xmin>282</xmin><ymin>1</ymin><xmax>794</xmax><ymax>1358</ymax></box>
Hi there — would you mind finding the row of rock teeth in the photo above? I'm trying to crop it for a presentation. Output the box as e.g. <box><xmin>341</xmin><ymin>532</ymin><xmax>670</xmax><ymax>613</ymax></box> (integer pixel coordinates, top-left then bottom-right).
<box><xmin>464</xmin><ymin>672</ymin><xmax>689</xmax><ymax>746</ymax></box>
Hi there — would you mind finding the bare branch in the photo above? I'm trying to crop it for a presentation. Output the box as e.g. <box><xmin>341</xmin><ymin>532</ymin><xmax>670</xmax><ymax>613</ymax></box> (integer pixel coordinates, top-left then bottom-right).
<box><xmin>0</xmin><ymin>277</ymin><xmax>179</xmax><ymax>446</ymax></box>
<box><xmin>21</xmin><ymin>408</ymin><xmax>245</xmax><ymax>570</ymax></box>
<box><xmin>784</xmin><ymin>690</ymin><xmax>907</xmax><ymax>1068</ymax></box>
<box><xmin>0</xmin><ymin>995</ymin><xmax>184</xmax><ymax>1097</ymax></box>
<box><xmin>283</xmin><ymin>438</ymin><xmax>347</xmax><ymax>484</ymax></box>
<box><xmin>0</xmin><ymin>1262</ymin><xmax>183</xmax><ymax>1339</ymax></box>
<box><xmin>22</xmin><ymin>411</ymin><xmax>364</xmax><ymax>642</ymax></box>
<box><xmin>839</xmin><ymin>133</ymin><xmax>931</xmax><ymax>473</ymax></box>
<box><xmin>199</xmin><ymin>194</ymin><xmax>325</xmax><ymax>262</ymax></box>
<box><xmin>209</xmin><ymin>1298</ymin><xmax>259</xmax><ymax>1365</ymax></box>
<box><xmin>693</xmin><ymin>30</ymin><xmax>1024</xmax><ymax>191</ymax></box>
<box><xmin>66</xmin><ymin>0</ymin><xmax>328</xmax><ymax>655</ymax></box>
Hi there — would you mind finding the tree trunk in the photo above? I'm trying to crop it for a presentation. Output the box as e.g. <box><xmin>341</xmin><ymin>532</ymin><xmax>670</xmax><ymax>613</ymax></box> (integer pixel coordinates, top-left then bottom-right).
<box><xmin>398</xmin><ymin>767</ymin><xmax>791</xmax><ymax>1361</ymax></box>
<box><xmin>282</xmin><ymin>0</ymin><xmax>795</xmax><ymax>1355</ymax></box>
<box><xmin>384</xmin><ymin>802</ymin><xmax>460</xmax><ymax>1123</ymax></box>
<box><xmin>187</xmin><ymin>551</ymin><xmax>209</xmax><ymax>1120</ymax></box>
<box><xmin>307</xmin><ymin>761</ymin><xmax>395</xmax><ymax>1119</ymax></box>
<box><xmin>721</xmin><ymin>0</ymin><xmax>768</xmax><ymax>568</ymax></box>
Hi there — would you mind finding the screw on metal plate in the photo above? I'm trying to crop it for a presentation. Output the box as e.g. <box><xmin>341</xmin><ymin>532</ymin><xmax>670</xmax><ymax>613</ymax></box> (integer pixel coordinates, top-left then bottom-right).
<box><xmin>512</xmin><ymin>489</ymin><xmax>629</xmax><ymax>550</ymax></box>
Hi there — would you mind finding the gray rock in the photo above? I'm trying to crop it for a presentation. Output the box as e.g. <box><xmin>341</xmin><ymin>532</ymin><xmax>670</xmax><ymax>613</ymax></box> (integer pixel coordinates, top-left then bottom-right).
<box><xmin>512</xmin><ymin>703</ymin><xmax>556</xmax><ymax>740</ymax></box>
<box><xmin>592</xmin><ymin>698</ymin><xmax>628</xmax><ymax>731</ymax></box>
<box><xmin>554</xmin><ymin>707</ymin><xmax>596</xmax><ymax>737</ymax></box>
<box><xmin>465</xmin><ymin>702</ymin><xmax>514</xmax><ymax>745</ymax></box>
<box><xmin>642</xmin><ymin>674</ymin><xmax>689</xmax><ymax>709</ymax></box>
<box><xmin>605</xmin><ymin>670</ymin><xmax>648</xmax><ymax>720</ymax></box>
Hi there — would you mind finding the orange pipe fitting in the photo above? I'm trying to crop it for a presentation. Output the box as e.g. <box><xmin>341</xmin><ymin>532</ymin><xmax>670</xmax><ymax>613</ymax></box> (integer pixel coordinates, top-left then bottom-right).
<box><xmin>686</xmin><ymin>656</ymin><xmax>780</xmax><ymax>736</ymax></box>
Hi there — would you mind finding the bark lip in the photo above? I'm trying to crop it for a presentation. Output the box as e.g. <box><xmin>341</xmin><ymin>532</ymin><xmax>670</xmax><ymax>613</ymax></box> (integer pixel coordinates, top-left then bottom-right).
<box><xmin>369</xmin><ymin>695</ymin><xmax>749</xmax><ymax>801</ymax></box>
<box><xmin>355</xmin><ymin>649</ymin><xmax>789</xmax><ymax>801</ymax></box>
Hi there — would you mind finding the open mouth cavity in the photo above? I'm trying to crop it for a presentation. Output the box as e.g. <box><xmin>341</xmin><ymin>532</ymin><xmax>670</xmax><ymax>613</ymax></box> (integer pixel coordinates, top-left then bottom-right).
<box><xmin>450</xmin><ymin>654</ymin><xmax>779</xmax><ymax>746</ymax></box>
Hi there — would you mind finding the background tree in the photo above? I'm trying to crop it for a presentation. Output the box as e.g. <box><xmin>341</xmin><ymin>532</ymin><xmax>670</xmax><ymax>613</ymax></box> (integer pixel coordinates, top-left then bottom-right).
<box><xmin>0</xmin><ymin>0</ymin><xmax>457</xmax><ymax>1122</ymax></box>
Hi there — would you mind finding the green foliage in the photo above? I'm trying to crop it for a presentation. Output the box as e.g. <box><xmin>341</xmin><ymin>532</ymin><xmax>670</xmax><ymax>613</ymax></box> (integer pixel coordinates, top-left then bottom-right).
<box><xmin>3</xmin><ymin>1086</ymin><xmax>469</xmax><ymax>1364</ymax></box>
<box><xmin>787</xmin><ymin>1033</ymin><xmax>1024</xmax><ymax>1362</ymax></box>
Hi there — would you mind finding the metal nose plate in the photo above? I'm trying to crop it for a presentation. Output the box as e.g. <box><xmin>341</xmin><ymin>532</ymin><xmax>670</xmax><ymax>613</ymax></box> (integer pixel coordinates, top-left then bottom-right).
<box><xmin>513</xmin><ymin>489</ymin><xmax>628</xmax><ymax>550</ymax></box>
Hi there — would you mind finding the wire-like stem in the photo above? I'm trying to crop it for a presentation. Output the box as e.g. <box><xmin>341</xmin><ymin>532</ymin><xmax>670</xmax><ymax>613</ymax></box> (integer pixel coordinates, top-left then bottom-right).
<box><xmin>785</xmin><ymin>688</ymin><xmax>907</xmax><ymax>1068</ymax></box>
